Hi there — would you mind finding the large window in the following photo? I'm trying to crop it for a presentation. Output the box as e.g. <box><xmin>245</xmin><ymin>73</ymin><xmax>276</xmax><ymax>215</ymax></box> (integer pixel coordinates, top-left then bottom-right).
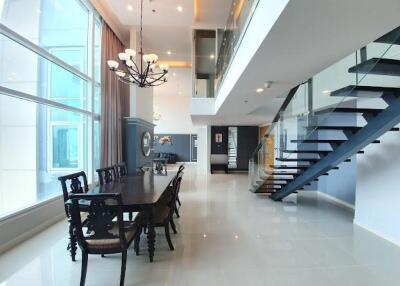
<box><xmin>0</xmin><ymin>0</ymin><xmax>101</xmax><ymax>218</ymax></box>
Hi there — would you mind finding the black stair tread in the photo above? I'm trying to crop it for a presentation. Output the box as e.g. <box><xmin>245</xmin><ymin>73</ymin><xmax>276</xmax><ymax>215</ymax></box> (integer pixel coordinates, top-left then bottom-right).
<box><xmin>270</xmin><ymin>165</ymin><xmax>309</xmax><ymax>169</ymax></box>
<box><xmin>276</xmin><ymin>158</ymin><xmax>320</xmax><ymax>162</ymax></box>
<box><xmin>313</xmin><ymin>126</ymin><xmax>400</xmax><ymax>132</ymax></box>
<box><xmin>348</xmin><ymin>58</ymin><xmax>400</xmax><ymax>76</ymax></box>
<box><xmin>282</xmin><ymin>150</ymin><xmax>332</xmax><ymax>154</ymax></box>
<box><xmin>291</xmin><ymin>139</ymin><xmax>347</xmax><ymax>144</ymax></box>
<box><xmin>276</xmin><ymin>157</ymin><xmax>351</xmax><ymax>163</ymax></box>
<box><xmin>358</xmin><ymin>150</ymin><xmax>365</xmax><ymax>154</ymax></box>
<box><xmin>315</xmin><ymin>107</ymin><xmax>384</xmax><ymax>116</ymax></box>
<box><xmin>292</xmin><ymin>139</ymin><xmax>380</xmax><ymax>144</ymax></box>
<box><xmin>374</xmin><ymin>27</ymin><xmax>400</xmax><ymax>45</ymax></box>
<box><xmin>330</xmin><ymin>85</ymin><xmax>400</xmax><ymax>98</ymax></box>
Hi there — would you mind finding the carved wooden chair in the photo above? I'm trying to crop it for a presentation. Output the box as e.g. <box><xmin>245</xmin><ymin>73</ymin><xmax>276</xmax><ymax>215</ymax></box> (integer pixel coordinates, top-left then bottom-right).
<box><xmin>58</xmin><ymin>171</ymin><xmax>89</xmax><ymax>262</ymax></box>
<box><xmin>68</xmin><ymin>193</ymin><xmax>138</xmax><ymax>286</ymax></box>
<box><xmin>175</xmin><ymin>165</ymin><xmax>185</xmax><ymax>212</ymax></box>
<box><xmin>115</xmin><ymin>162</ymin><xmax>128</xmax><ymax>178</ymax></box>
<box><xmin>135</xmin><ymin>173</ymin><xmax>182</xmax><ymax>253</ymax></box>
<box><xmin>96</xmin><ymin>166</ymin><xmax>117</xmax><ymax>185</ymax></box>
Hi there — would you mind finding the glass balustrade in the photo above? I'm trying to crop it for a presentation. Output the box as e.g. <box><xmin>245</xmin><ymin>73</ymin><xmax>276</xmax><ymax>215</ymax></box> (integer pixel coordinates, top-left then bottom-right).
<box><xmin>249</xmin><ymin>26</ymin><xmax>400</xmax><ymax>193</ymax></box>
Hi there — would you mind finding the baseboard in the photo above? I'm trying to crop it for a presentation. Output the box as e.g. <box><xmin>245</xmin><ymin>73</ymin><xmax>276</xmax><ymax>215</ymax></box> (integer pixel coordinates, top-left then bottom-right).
<box><xmin>317</xmin><ymin>191</ymin><xmax>355</xmax><ymax>211</ymax></box>
<box><xmin>0</xmin><ymin>198</ymin><xmax>65</xmax><ymax>255</ymax></box>
<box><xmin>354</xmin><ymin>219</ymin><xmax>400</xmax><ymax>248</ymax></box>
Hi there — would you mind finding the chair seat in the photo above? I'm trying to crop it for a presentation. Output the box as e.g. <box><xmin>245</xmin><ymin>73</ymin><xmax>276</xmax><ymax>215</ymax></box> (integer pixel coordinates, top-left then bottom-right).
<box><xmin>135</xmin><ymin>206</ymin><xmax>170</xmax><ymax>225</ymax></box>
<box><xmin>86</xmin><ymin>221</ymin><xmax>137</xmax><ymax>251</ymax></box>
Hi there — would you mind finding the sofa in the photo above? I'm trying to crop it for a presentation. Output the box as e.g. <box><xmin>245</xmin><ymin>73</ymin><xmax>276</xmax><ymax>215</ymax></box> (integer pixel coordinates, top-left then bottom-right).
<box><xmin>154</xmin><ymin>152</ymin><xmax>178</xmax><ymax>164</ymax></box>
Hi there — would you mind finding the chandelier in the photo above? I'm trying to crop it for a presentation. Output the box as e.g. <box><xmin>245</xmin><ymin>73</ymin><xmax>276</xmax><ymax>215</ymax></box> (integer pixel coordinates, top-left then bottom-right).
<box><xmin>107</xmin><ymin>0</ymin><xmax>168</xmax><ymax>88</ymax></box>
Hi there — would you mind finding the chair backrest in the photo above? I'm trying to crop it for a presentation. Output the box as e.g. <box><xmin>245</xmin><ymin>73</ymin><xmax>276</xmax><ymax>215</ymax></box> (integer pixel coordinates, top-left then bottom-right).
<box><xmin>178</xmin><ymin>164</ymin><xmax>185</xmax><ymax>174</ymax></box>
<box><xmin>115</xmin><ymin>162</ymin><xmax>128</xmax><ymax>178</ymax></box>
<box><xmin>96</xmin><ymin>166</ymin><xmax>117</xmax><ymax>185</ymax></box>
<box><xmin>68</xmin><ymin>193</ymin><xmax>128</xmax><ymax>252</ymax></box>
<box><xmin>58</xmin><ymin>171</ymin><xmax>89</xmax><ymax>217</ymax></box>
<box><xmin>160</xmin><ymin>173</ymin><xmax>182</xmax><ymax>211</ymax></box>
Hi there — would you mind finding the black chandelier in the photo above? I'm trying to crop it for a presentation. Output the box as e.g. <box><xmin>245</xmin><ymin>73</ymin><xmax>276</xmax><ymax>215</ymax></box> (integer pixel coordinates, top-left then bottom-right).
<box><xmin>107</xmin><ymin>0</ymin><xmax>168</xmax><ymax>88</ymax></box>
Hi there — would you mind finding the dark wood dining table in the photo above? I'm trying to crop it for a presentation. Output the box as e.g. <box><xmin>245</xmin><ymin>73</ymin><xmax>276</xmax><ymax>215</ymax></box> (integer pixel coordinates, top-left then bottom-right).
<box><xmin>85</xmin><ymin>171</ymin><xmax>176</xmax><ymax>262</ymax></box>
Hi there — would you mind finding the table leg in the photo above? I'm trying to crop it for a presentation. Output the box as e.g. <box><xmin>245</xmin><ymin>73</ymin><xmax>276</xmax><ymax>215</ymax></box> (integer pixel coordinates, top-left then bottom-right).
<box><xmin>147</xmin><ymin>207</ymin><xmax>156</xmax><ymax>262</ymax></box>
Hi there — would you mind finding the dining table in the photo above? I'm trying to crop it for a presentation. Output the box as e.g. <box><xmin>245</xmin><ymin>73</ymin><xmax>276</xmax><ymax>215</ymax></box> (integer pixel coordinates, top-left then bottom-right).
<box><xmin>77</xmin><ymin>171</ymin><xmax>177</xmax><ymax>262</ymax></box>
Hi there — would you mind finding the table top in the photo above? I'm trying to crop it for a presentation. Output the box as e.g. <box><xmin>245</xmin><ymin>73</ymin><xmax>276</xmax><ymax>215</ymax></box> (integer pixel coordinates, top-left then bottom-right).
<box><xmin>88</xmin><ymin>171</ymin><xmax>176</xmax><ymax>207</ymax></box>
<box><xmin>153</xmin><ymin>158</ymin><xmax>168</xmax><ymax>162</ymax></box>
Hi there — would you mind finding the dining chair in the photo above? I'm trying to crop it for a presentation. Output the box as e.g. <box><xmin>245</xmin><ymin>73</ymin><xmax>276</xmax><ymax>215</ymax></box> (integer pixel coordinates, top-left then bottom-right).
<box><xmin>135</xmin><ymin>173</ymin><xmax>182</xmax><ymax>253</ymax></box>
<box><xmin>96</xmin><ymin>166</ymin><xmax>117</xmax><ymax>185</ymax></box>
<box><xmin>58</xmin><ymin>171</ymin><xmax>89</xmax><ymax>262</ymax></box>
<box><xmin>175</xmin><ymin>165</ymin><xmax>185</xmax><ymax>210</ymax></box>
<box><xmin>115</xmin><ymin>162</ymin><xmax>128</xmax><ymax>178</ymax></box>
<box><xmin>68</xmin><ymin>193</ymin><xmax>138</xmax><ymax>286</ymax></box>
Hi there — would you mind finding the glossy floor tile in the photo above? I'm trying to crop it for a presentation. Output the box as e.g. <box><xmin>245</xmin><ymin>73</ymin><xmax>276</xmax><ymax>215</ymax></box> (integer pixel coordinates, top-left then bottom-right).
<box><xmin>1</xmin><ymin>165</ymin><xmax>400</xmax><ymax>285</ymax></box>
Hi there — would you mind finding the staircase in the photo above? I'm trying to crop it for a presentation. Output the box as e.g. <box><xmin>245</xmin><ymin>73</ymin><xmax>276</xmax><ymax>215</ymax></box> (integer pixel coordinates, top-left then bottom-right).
<box><xmin>249</xmin><ymin>26</ymin><xmax>400</xmax><ymax>199</ymax></box>
<box><xmin>228</xmin><ymin>127</ymin><xmax>238</xmax><ymax>169</ymax></box>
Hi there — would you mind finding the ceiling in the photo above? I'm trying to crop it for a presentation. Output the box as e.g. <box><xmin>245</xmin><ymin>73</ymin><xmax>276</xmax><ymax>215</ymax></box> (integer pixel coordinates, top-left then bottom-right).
<box><xmin>192</xmin><ymin>0</ymin><xmax>400</xmax><ymax>126</ymax></box>
<box><xmin>98</xmin><ymin>0</ymin><xmax>232</xmax><ymax>100</ymax></box>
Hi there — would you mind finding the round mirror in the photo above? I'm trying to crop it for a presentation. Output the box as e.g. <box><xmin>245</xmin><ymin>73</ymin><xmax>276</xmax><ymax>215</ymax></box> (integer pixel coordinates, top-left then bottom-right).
<box><xmin>142</xmin><ymin>132</ymin><xmax>152</xmax><ymax>157</ymax></box>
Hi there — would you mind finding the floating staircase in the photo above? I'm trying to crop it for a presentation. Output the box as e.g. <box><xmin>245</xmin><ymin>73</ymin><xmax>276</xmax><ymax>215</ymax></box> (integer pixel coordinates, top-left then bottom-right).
<box><xmin>250</xmin><ymin>26</ymin><xmax>400</xmax><ymax>199</ymax></box>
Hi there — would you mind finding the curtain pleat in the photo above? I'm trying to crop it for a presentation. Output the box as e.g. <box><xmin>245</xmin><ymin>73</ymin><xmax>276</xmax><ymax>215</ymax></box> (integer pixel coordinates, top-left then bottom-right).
<box><xmin>100</xmin><ymin>23</ymin><xmax>128</xmax><ymax>168</ymax></box>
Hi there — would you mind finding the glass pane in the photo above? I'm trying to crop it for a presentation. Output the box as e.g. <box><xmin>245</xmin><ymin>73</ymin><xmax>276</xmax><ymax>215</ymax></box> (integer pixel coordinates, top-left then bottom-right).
<box><xmin>0</xmin><ymin>0</ymin><xmax>89</xmax><ymax>72</ymax></box>
<box><xmin>0</xmin><ymin>33</ymin><xmax>88</xmax><ymax>110</ymax></box>
<box><xmin>94</xmin><ymin>84</ymin><xmax>100</xmax><ymax>114</ymax></box>
<box><xmin>94</xmin><ymin>120</ymin><xmax>100</xmax><ymax>171</ymax></box>
<box><xmin>94</xmin><ymin>18</ymin><xmax>101</xmax><ymax>82</ymax></box>
<box><xmin>0</xmin><ymin>94</ymin><xmax>88</xmax><ymax>218</ymax></box>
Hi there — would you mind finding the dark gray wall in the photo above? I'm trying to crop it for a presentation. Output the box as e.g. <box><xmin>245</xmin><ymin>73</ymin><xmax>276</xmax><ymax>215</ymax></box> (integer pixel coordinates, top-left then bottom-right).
<box><xmin>125</xmin><ymin>118</ymin><xmax>154</xmax><ymax>175</ymax></box>
<box><xmin>236</xmin><ymin>126</ymin><xmax>259</xmax><ymax>169</ymax></box>
<box><xmin>154</xmin><ymin>134</ymin><xmax>192</xmax><ymax>162</ymax></box>
<box><xmin>211</xmin><ymin>126</ymin><xmax>228</xmax><ymax>154</ymax></box>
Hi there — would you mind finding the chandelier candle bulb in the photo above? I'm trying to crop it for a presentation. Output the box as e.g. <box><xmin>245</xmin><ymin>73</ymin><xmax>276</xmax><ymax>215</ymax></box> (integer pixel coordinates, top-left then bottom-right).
<box><xmin>118</xmin><ymin>53</ymin><xmax>129</xmax><ymax>61</ymax></box>
<box><xmin>115</xmin><ymin>70</ymin><xmax>126</xmax><ymax>77</ymax></box>
<box><xmin>125</xmin><ymin>49</ymin><xmax>136</xmax><ymax>57</ymax></box>
<box><xmin>107</xmin><ymin>60</ymin><xmax>119</xmax><ymax>70</ymax></box>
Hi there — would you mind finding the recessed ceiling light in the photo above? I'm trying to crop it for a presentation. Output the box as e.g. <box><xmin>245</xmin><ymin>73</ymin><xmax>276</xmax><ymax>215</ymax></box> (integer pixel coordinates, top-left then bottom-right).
<box><xmin>209</xmin><ymin>54</ymin><xmax>215</xmax><ymax>59</ymax></box>
<box><xmin>167</xmin><ymin>50</ymin><xmax>172</xmax><ymax>55</ymax></box>
<box><xmin>178</xmin><ymin>91</ymin><xmax>182</xmax><ymax>95</ymax></box>
<box><xmin>322</xmin><ymin>90</ymin><xmax>331</xmax><ymax>94</ymax></box>
<box><xmin>177</xmin><ymin>5</ymin><xmax>183</xmax><ymax>12</ymax></box>
<box><xmin>256</xmin><ymin>88</ymin><xmax>264</xmax><ymax>93</ymax></box>
<box><xmin>127</xmin><ymin>4</ymin><xmax>133</xmax><ymax>11</ymax></box>
<box><xmin>172</xmin><ymin>72</ymin><xmax>177</xmax><ymax>77</ymax></box>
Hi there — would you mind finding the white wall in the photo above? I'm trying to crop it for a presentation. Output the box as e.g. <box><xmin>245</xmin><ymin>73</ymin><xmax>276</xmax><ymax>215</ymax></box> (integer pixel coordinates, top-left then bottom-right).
<box><xmin>197</xmin><ymin>126</ymin><xmax>210</xmax><ymax>173</ymax></box>
<box><xmin>154</xmin><ymin>94</ymin><xmax>197</xmax><ymax>134</ymax></box>
<box><xmin>354</xmin><ymin>125</ymin><xmax>400</xmax><ymax>246</ymax></box>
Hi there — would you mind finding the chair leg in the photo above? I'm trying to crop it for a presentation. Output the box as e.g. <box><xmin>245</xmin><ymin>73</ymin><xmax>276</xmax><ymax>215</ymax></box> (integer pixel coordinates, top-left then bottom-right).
<box><xmin>174</xmin><ymin>205</ymin><xmax>180</xmax><ymax>218</ymax></box>
<box><xmin>101</xmin><ymin>254</ymin><xmax>105</xmax><ymax>258</ymax></box>
<box><xmin>129</xmin><ymin>212</ymin><xmax>133</xmax><ymax>221</ymax></box>
<box><xmin>170</xmin><ymin>217</ymin><xmax>177</xmax><ymax>234</ymax></box>
<box><xmin>68</xmin><ymin>223</ymin><xmax>77</xmax><ymax>262</ymax></box>
<box><xmin>177</xmin><ymin>195</ymin><xmax>181</xmax><ymax>206</ymax></box>
<box><xmin>80</xmin><ymin>251</ymin><xmax>88</xmax><ymax>286</ymax></box>
<box><xmin>164</xmin><ymin>222</ymin><xmax>174</xmax><ymax>251</ymax></box>
<box><xmin>120</xmin><ymin>250</ymin><xmax>127</xmax><ymax>286</ymax></box>
<box><xmin>134</xmin><ymin>228</ymin><xmax>141</xmax><ymax>256</ymax></box>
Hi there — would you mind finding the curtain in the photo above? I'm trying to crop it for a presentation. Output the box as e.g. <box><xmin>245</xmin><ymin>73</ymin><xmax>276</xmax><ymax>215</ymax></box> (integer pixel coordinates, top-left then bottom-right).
<box><xmin>100</xmin><ymin>23</ymin><xmax>129</xmax><ymax>168</ymax></box>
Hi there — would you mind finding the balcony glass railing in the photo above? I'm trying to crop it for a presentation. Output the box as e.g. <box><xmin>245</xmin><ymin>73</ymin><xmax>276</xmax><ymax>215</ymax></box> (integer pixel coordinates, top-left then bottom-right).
<box><xmin>249</xmin><ymin>26</ymin><xmax>400</xmax><ymax>193</ymax></box>
<box><xmin>215</xmin><ymin>0</ymin><xmax>260</xmax><ymax>94</ymax></box>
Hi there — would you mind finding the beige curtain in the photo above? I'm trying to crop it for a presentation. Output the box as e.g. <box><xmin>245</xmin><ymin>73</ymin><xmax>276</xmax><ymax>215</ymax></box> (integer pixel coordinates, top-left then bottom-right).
<box><xmin>100</xmin><ymin>23</ymin><xmax>129</xmax><ymax>168</ymax></box>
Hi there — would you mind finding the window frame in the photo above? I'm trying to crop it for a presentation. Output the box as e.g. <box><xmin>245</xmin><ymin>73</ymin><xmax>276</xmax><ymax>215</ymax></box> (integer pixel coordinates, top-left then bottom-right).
<box><xmin>0</xmin><ymin>0</ymin><xmax>102</xmax><ymax>220</ymax></box>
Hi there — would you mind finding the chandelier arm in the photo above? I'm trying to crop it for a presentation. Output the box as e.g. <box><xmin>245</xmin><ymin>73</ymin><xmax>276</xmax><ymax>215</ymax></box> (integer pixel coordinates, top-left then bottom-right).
<box><xmin>148</xmin><ymin>71</ymin><xmax>166</xmax><ymax>76</ymax></box>
<box><xmin>124</xmin><ymin>65</ymin><xmax>142</xmax><ymax>85</ymax></box>
<box><xmin>148</xmin><ymin>81</ymin><xmax>168</xmax><ymax>87</ymax></box>
<box><xmin>145</xmin><ymin>72</ymin><xmax>168</xmax><ymax>85</ymax></box>
<box><xmin>129</xmin><ymin>60</ymin><xmax>141</xmax><ymax>75</ymax></box>
<box><xmin>142</xmin><ymin>63</ymin><xmax>151</xmax><ymax>85</ymax></box>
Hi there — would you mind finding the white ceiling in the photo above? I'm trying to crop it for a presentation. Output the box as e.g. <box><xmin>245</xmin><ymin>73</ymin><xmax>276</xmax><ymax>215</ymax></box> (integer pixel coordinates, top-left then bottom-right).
<box><xmin>193</xmin><ymin>0</ymin><xmax>400</xmax><ymax>126</ymax></box>
<box><xmin>98</xmin><ymin>0</ymin><xmax>232</xmax><ymax>101</ymax></box>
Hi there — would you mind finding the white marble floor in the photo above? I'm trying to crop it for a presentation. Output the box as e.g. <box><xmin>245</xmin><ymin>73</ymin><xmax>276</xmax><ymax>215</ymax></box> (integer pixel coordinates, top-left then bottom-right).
<box><xmin>1</xmin><ymin>165</ymin><xmax>400</xmax><ymax>285</ymax></box>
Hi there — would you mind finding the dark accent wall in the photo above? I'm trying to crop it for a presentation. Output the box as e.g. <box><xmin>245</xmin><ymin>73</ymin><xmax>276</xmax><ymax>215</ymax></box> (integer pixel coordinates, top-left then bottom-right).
<box><xmin>125</xmin><ymin>118</ymin><xmax>154</xmax><ymax>175</ymax></box>
<box><xmin>211</xmin><ymin>126</ymin><xmax>228</xmax><ymax>154</ymax></box>
<box><xmin>236</xmin><ymin>126</ymin><xmax>259</xmax><ymax>170</ymax></box>
<box><xmin>154</xmin><ymin>134</ymin><xmax>192</xmax><ymax>162</ymax></box>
